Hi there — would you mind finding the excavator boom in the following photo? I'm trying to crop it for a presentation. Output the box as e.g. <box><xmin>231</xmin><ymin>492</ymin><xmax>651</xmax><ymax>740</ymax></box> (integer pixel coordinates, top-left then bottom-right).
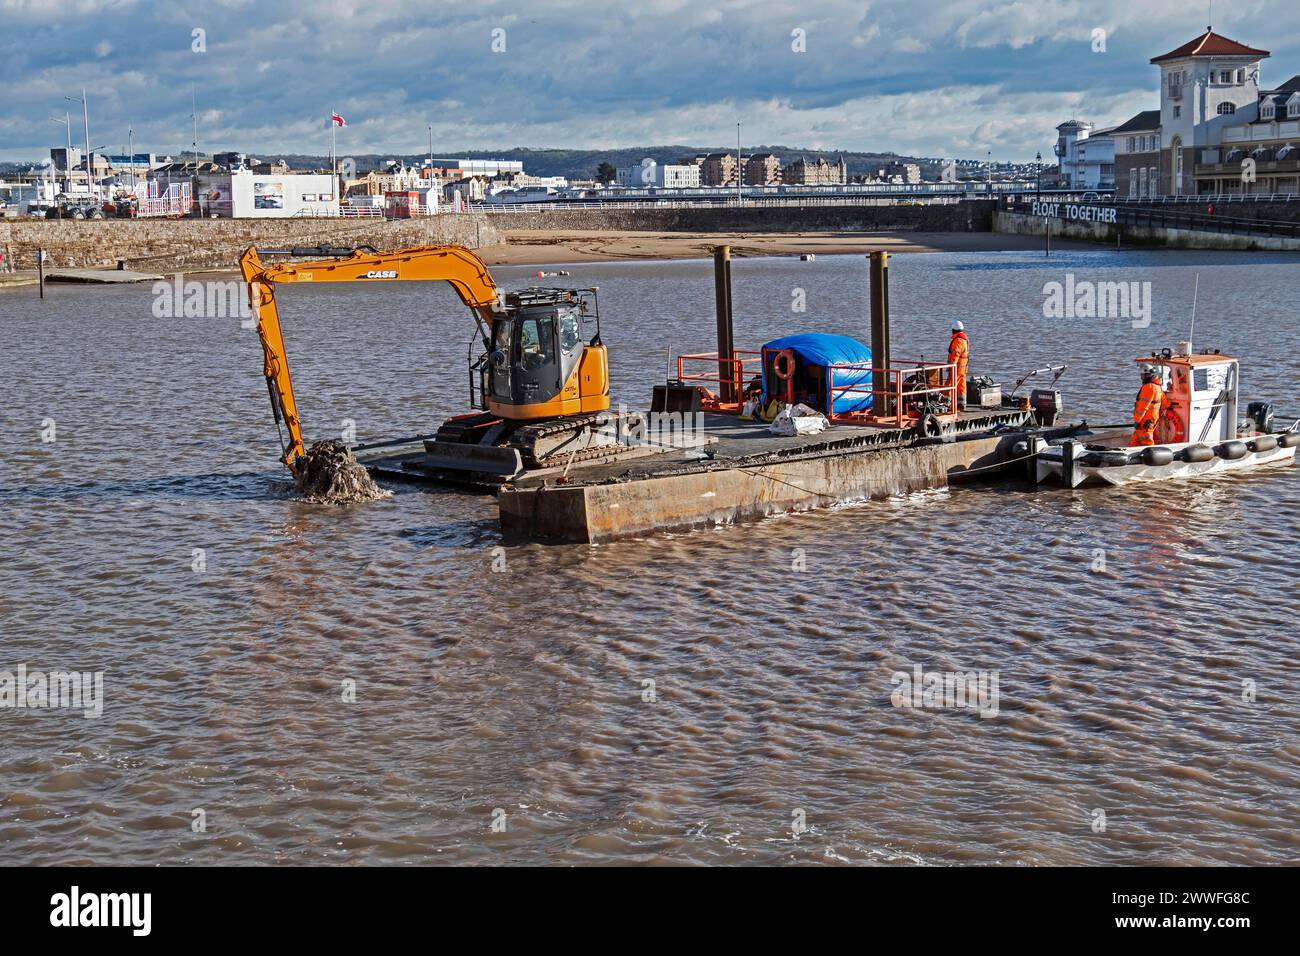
<box><xmin>240</xmin><ymin>244</ymin><xmax>501</xmax><ymax>471</ymax></box>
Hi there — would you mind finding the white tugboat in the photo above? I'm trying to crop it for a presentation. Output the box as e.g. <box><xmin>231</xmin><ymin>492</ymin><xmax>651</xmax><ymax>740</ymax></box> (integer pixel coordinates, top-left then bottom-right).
<box><xmin>1035</xmin><ymin>344</ymin><xmax>1298</xmax><ymax>488</ymax></box>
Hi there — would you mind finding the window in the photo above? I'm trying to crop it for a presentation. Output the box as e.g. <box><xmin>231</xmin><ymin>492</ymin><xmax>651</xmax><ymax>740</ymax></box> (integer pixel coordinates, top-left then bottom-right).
<box><xmin>1217</xmin><ymin>102</ymin><xmax>1236</xmax><ymax>115</ymax></box>
<box><xmin>1130</xmin><ymin>173</ymin><xmax>1138</xmax><ymax>197</ymax></box>
<box><xmin>1290</xmin><ymin>102</ymin><xmax>1300</xmax><ymax>118</ymax></box>
<box><xmin>1174</xmin><ymin>106</ymin><xmax>1181</xmax><ymax>118</ymax></box>
<box><xmin>1219</xmin><ymin>70</ymin><xmax>1232</xmax><ymax>84</ymax></box>
<box><xmin>559</xmin><ymin>311</ymin><xmax>580</xmax><ymax>353</ymax></box>
<box><xmin>491</xmin><ymin>319</ymin><xmax>514</xmax><ymax>399</ymax></box>
<box><xmin>1262</xmin><ymin>105</ymin><xmax>1275</xmax><ymax>119</ymax></box>
<box><xmin>1128</xmin><ymin>136</ymin><xmax>1136</xmax><ymax>151</ymax></box>
<box><xmin>518</xmin><ymin>315</ymin><xmax>555</xmax><ymax>371</ymax></box>
<box><xmin>1237</xmin><ymin>69</ymin><xmax>1245</xmax><ymax>83</ymax></box>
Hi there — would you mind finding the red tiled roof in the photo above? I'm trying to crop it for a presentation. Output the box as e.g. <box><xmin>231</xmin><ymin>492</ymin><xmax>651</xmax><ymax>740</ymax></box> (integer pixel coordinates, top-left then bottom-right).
<box><xmin>1151</xmin><ymin>30</ymin><xmax>1269</xmax><ymax>63</ymax></box>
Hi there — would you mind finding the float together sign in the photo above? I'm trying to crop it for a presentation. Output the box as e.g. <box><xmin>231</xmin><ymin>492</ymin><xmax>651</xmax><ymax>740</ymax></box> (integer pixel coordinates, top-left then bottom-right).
<box><xmin>1030</xmin><ymin>200</ymin><xmax>1118</xmax><ymax>224</ymax></box>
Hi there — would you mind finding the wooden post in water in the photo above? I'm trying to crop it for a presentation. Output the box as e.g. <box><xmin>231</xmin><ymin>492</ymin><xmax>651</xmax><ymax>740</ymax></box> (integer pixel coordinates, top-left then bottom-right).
<box><xmin>713</xmin><ymin>245</ymin><xmax>736</xmax><ymax>404</ymax></box>
<box><xmin>1045</xmin><ymin>218</ymin><xmax>1051</xmax><ymax>257</ymax></box>
<box><xmin>37</xmin><ymin>247</ymin><xmax>45</xmax><ymax>299</ymax></box>
<box><xmin>869</xmin><ymin>251</ymin><xmax>891</xmax><ymax>416</ymax></box>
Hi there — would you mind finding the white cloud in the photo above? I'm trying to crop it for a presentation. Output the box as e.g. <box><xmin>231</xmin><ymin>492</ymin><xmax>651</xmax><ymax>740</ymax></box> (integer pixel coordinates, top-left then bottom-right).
<box><xmin>0</xmin><ymin>0</ymin><xmax>1294</xmax><ymax>161</ymax></box>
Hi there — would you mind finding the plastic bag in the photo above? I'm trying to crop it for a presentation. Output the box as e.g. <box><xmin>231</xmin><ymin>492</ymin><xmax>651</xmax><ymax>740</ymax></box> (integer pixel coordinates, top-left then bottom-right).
<box><xmin>769</xmin><ymin>403</ymin><xmax>829</xmax><ymax>436</ymax></box>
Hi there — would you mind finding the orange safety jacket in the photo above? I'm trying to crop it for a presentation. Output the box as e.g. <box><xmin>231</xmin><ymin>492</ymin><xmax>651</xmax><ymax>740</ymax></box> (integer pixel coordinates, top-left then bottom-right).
<box><xmin>948</xmin><ymin>331</ymin><xmax>970</xmax><ymax>382</ymax></box>
<box><xmin>1133</xmin><ymin>381</ymin><xmax>1167</xmax><ymax>426</ymax></box>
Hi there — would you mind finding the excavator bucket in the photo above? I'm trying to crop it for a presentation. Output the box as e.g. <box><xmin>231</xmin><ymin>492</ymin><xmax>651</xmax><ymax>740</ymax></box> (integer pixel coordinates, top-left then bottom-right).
<box><xmin>419</xmin><ymin>439</ymin><xmax>525</xmax><ymax>478</ymax></box>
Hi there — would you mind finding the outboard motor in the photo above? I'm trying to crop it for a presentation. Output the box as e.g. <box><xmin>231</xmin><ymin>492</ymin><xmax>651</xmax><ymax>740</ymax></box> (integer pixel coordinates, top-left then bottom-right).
<box><xmin>1030</xmin><ymin>389</ymin><xmax>1062</xmax><ymax>427</ymax></box>
<box><xmin>1245</xmin><ymin>400</ymin><xmax>1274</xmax><ymax>435</ymax></box>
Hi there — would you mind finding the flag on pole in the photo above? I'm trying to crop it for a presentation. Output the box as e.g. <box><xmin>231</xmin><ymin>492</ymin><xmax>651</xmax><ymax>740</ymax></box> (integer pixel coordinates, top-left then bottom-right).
<box><xmin>331</xmin><ymin>113</ymin><xmax>347</xmax><ymax>127</ymax></box>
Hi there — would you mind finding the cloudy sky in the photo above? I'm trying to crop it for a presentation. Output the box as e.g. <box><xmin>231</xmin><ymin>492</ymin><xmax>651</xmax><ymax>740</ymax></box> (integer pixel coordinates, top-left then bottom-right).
<box><xmin>1</xmin><ymin>0</ymin><xmax>1297</xmax><ymax>163</ymax></box>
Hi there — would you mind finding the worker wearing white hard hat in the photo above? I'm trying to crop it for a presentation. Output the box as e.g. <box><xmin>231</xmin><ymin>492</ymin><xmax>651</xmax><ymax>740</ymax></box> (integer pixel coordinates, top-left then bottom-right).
<box><xmin>947</xmin><ymin>321</ymin><xmax>970</xmax><ymax>410</ymax></box>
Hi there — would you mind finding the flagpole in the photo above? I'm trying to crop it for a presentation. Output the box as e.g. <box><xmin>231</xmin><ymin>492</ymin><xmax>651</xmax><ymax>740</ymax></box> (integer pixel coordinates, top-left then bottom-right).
<box><xmin>330</xmin><ymin>107</ymin><xmax>336</xmax><ymax>184</ymax></box>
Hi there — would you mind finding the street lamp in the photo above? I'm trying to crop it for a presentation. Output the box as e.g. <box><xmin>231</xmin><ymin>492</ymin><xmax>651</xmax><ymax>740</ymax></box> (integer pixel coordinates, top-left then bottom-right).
<box><xmin>50</xmin><ymin>113</ymin><xmax>73</xmax><ymax>194</ymax></box>
<box><xmin>65</xmin><ymin>90</ymin><xmax>92</xmax><ymax>197</ymax></box>
<box><xmin>736</xmin><ymin>122</ymin><xmax>742</xmax><ymax>204</ymax></box>
<box><xmin>1036</xmin><ymin>150</ymin><xmax>1042</xmax><ymax>199</ymax></box>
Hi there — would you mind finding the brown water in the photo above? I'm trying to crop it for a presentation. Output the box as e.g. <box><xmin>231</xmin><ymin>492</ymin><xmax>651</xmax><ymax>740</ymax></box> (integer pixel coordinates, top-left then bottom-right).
<box><xmin>1</xmin><ymin>249</ymin><xmax>1298</xmax><ymax>865</ymax></box>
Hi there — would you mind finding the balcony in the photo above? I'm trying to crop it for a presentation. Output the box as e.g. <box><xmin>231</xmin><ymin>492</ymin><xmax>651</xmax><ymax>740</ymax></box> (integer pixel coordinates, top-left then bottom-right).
<box><xmin>1195</xmin><ymin>158</ymin><xmax>1300</xmax><ymax>174</ymax></box>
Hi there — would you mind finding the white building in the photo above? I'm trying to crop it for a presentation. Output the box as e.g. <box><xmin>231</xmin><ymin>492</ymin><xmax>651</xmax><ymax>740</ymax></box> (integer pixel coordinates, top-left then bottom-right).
<box><xmin>1055</xmin><ymin>120</ymin><xmax>1115</xmax><ymax>190</ymax></box>
<box><xmin>1153</xmin><ymin>29</ymin><xmax>1271</xmax><ymax>194</ymax></box>
<box><xmin>616</xmin><ymin>158</ymin><xmax>701</xmax><ymax>188</ymax></box>
<box><xmin>194</xmin><ymin>171</ymin><xmax>339</xmax><ymax>217</ymax></box>
<box><xmin>435</xmin><ymin>158</ymin><xmax>524</xmax><ymax>178</ymax></box>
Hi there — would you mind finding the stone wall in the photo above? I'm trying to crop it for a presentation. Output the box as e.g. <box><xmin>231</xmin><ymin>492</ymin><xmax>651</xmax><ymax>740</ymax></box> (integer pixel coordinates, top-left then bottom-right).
<box><xmin>486</xmin><ymin>201</ymin><xmax>997</xmax><ymax>234</ymax></box>
<box><xmin>0</xmin><ymin>215</ymin><xmax>502</xmax><ymax>272</ymax></box>
<box><xmin>0</xmin><ymin>201</ymin><xmax>996</xmax><ymax>274</ymax></box>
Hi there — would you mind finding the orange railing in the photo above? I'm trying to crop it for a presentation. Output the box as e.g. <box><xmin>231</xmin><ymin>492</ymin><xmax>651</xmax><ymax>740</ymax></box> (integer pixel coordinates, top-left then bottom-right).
<box><xmin>676</xmin><ymin>350</ymin><xmax>762</xmax><ymax>412</ymax></box>
<box><xmin>827</xmin><ymin>359</ymin><xmax>959</xmax><ymax>427</ymax></box>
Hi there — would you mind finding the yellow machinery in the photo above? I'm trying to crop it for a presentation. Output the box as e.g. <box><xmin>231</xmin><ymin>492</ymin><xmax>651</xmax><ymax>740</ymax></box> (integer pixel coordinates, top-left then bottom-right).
<box><xmin>241</xmin><ymin>244</ymin><xmax>622</xmax><ymax>477</ymax></box>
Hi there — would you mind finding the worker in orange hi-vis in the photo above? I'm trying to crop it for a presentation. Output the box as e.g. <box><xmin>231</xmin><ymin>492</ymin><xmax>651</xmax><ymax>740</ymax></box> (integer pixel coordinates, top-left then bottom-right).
<box><xmin>947</xmin><ymin>321</ymin><xmax>970</xmax><ymax>410</ymax></box>
<box><xmin>1131</xmin><ymin>365</ymin><xmax>1170</xmax><ymax>446</ymax></box>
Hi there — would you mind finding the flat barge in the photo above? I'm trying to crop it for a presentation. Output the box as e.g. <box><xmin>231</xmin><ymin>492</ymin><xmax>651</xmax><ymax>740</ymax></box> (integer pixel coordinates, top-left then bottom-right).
<box><xmin>362</xmin><ymin>406</ymin><xmax>1052</xmax><ymax>541</ymax></box>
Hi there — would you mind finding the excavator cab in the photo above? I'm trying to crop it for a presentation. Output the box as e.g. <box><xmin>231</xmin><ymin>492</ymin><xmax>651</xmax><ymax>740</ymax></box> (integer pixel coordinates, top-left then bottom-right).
<box><xmin>477</xmin><ymin>288</ymin><xmax>609</xmax><ymax>421</ymax></box>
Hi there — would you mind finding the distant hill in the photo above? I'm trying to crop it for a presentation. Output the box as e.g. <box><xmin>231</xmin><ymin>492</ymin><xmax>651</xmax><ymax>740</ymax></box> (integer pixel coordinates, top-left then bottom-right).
<box><xmin>259</xmin><ymin>146</ymin><xmax>948</xmax><ymax>180</ymax></box>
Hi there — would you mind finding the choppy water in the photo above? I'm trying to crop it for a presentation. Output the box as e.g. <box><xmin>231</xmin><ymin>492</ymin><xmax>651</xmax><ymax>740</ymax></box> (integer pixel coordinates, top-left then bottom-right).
<box><xmin>1</xmin><ymin>248</ymin><xmax>1297</xmax><ymax>865</ymax></box>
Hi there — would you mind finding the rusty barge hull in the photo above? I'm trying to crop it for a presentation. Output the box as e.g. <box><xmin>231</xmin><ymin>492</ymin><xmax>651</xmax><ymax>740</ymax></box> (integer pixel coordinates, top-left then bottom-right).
<box><xmin>363</xmin><ymin>408</ymin><xmax>1046</xmax><ymax>543</ymax></box>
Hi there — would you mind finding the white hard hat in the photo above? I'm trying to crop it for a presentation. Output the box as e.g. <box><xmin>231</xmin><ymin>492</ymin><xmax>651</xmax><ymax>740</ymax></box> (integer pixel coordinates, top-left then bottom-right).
<box><xmin>952</xmin><ymin>321</ymin><xmax>964</xmax><ymax>331</ymax></box>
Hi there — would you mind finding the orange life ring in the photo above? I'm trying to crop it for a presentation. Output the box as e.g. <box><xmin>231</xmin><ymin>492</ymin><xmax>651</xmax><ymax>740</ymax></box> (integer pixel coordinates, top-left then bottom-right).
<box><xmin>773</xmin><ymin>350</ymin><xmax>795</xmax><ymax>381</ymax></box>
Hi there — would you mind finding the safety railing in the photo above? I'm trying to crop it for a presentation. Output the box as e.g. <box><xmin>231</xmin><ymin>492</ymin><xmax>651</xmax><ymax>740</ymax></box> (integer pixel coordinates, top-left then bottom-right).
<box><xmin>676</xmin><ymin>350</ymin><xmax>762</xmax><ymax>412</ymax></box>
<box><xmin>827</xmin><ymin>359</ymin><xmax>959</xmax><ymax>427</ymax></box>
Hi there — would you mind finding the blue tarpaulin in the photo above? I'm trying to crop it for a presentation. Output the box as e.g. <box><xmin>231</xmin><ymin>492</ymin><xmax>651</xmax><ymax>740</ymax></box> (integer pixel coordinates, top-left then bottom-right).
<box><xmin>761</xmin><ymin>333</ymin><xmax>873</xmax><ymax>414</ymax></box>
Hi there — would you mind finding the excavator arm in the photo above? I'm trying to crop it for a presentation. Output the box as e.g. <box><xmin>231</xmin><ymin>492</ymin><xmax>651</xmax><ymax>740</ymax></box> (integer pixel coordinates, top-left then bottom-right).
<box><xmin>240</xmin><ymin>244</ymin><xmax>501</xmax><ymax>473</ymax></box>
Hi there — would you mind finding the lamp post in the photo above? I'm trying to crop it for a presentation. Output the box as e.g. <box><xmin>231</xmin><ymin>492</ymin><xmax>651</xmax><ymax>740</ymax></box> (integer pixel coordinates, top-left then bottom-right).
<box><xmin>50</xmin><ymin>113</ymin><xmax>72</xmax><ymax>194</ymax></box>
<box><xmin>65</xmin><ymin>90</ymin><xmax>91</xmax><ymax>198</ymax></box>
<box><xmin>1036</xmin><ymin>150</ymin><xmax>1042</xmax><ymax>200</ymax></box>
<box><xmin>736</xmin><ymin>122</ymin><xmax>742</xmax><ymax>205</ymax></box>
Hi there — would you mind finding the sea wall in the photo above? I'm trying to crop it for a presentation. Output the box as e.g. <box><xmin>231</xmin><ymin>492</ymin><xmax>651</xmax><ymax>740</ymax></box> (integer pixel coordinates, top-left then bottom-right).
<box><xmin>486</xmin><ymin>200</ymin><xmax>997</xmax><ymax>234</ymax></box>
<box><xmin>992</xmin><ymin>209</ymin><xmax>1300</xmax><ymax>251</ymax></box>
<box><xmin>0</xmin><ymin>201</ymin><xmax>998</xmax><ymax>274</ymax></box>
<box><xmin>0</xmin><ymin>215</ymin><xmax>502</xmax><ymax>272</ymax></box>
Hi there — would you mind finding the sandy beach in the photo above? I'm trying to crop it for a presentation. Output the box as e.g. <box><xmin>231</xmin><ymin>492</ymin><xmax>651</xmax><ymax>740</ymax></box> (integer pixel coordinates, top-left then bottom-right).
<box><xmin>477</xmin><ymin>228</ymin><xmax>1078</xmax><ymax>266</ymax></box>
<box><xmin>0</xmin><ymin>228</ymin><xmax>1085</xmax><ymax>288</ymax></box>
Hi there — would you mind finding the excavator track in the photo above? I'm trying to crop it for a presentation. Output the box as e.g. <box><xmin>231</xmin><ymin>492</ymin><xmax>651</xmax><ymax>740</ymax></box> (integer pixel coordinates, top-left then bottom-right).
<box><xmin>423</xmin><ymin>410</ymin><xmax>649</xmax><ymax>476</ymax></box>
<box><xmin>511</xmin><ymin>411</ymin><xmax>647</xmax><ymax>469</ymax></box>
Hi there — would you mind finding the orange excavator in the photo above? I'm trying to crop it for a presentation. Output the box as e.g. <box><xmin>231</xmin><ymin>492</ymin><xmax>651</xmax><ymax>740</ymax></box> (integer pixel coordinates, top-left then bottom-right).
<box><xmin>240</xmin><ymin>244</ymin><xmax>632</xmax><ymax>478</ymax></box>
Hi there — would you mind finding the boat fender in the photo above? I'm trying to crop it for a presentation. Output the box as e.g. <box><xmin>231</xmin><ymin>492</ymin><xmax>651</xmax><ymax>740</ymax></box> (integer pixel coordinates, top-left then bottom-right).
<box><xmin>1181</xmin><ymin>444</ymin><xmax>1215</xmax><ymax>463</ymax></box>
<box><xmin>1142</xmin><ymin>446</ymin><xmax>1174</xmax><ymax>467</ymax></box>
<box><xmin>1215</xmin><ymin>440</ymin><xmax>1248</xmax><ymax>461</ymax></box>
<box><xmin>1091</xmin><ymin>450</ymin><xmax>1133</xmax><ymax>467</ymax></box>
<box><xmin>1278</xmin><ymin>431</ymin><xmax>1300</xmax><ymax>449</ymax></box>
<box><xmin>916</xmin><ymin>414</ymin><xmax>943</xmax><ymax>438</ymax></box>
<box><xmin>1249</xmin><ymin>434</ymin><xmax>1278</xmax><ymax>453</ymax></box>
